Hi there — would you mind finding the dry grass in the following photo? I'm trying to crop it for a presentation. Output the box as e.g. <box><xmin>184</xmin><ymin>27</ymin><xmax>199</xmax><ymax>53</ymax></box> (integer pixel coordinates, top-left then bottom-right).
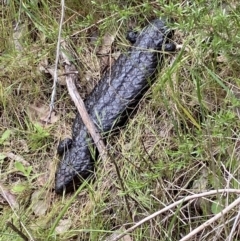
<box><xmin>1</xmin><ymin>0</ymin><xmax>240</xmax><ymax>240</ymax></box>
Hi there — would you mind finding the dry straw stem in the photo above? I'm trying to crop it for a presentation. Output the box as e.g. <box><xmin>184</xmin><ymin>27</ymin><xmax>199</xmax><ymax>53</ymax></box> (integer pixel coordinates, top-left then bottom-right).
<box><xmin>179</xmin><ymin>195</ymin><xmax>240</xmax><ymax>241</ymax></box>
<box><xmin>107</xmin><ymin>189</ymin><xmax>240</xmax><ymax>241</ymax></box>
<box><xmin>49</xmin><ymin>0</ymin><xmax>65</xmax><ymax>117</ymax></box>
<box><xmin>227</xmin><ymin>208</ymin><xmax>240</xmax><ymax>241</ymax></box>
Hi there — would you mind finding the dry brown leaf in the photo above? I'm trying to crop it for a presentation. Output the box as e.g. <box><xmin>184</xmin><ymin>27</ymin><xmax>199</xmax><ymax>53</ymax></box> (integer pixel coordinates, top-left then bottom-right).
<box><xmin>32</xmin><ymin>200</ymin><xmax>48</xmax><ymax>216</ymax></box>
<box><xmin>36</xmin><ymin>174</ymin><xmax>48</xmax><ymax>187</ymax></box>
<box><xmin>31</xmin><ymin>190</ymin><xmax>49</xmax><ymax>216</ymax></box>
<box><xmin>0</xmin><ymin>182</ymin><xmax>19</xmax><ymax>209</ymax></box>
<box><xmin>36</xmin><ymin>161</ymin><xmax>55</xmax><ymax>187</ymax></box>
<box><xmin>38</xmin><ymin>57</ymin><xmax>67</xmax><ymax>85</ymax></box>
<box><xmin>55</xmin><ymin>219</ymin><xmax>72</xmax><ymax>234</ymax></box>
<box><xmin>98</xmin><ymin>33</ymin><xmax>115</xmax><ymax>55</ymax></box>
<box><xmin>112</xmin><ymin>51</ymin><xmax>121</xmax><ymax>60</ymax></box>
<box><xmin>28</xmin><ymin>102</ymin><xmax>60</xmax><ymax>126</ymax></box>
<box><xmin>46</xmin><ymin>66</ymin><xmax>67</xmax><ymax>86</ymax></box>
<box><xmin>40</xmin><ymin>109</ymin><xmax>59</xmax><ymax>125</ymax></box>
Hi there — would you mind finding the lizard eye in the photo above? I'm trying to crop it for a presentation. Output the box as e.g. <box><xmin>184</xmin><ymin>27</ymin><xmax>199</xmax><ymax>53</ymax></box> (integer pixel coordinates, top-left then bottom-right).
<box><xmin>126</xmin><ymin>30</ymin><xmax>138</xmax><ymax>44</ymax></box>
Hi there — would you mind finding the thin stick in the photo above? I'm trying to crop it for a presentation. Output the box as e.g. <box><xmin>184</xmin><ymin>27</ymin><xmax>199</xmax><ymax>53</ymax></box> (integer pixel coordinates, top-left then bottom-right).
<box><xmin>48</xmin><ymin>0</ymin><xmax>65</xmax><ymax>118</ymax></box>
<box><xmin>64</xmin><ymin>65</ymin><xmax>107</xmax><ymax>159</ymax></box>
<box><xmin>6</xmin><ymin>222</ymin><xmax>28</xmax><ymax>241</ymax></box>
<box><xmin>227</xmin><ymin>208</ymin><xmax>240</xmax><ymax>241</ymax></box>
<box><xmin>179</xmin><ymin>196</ymin><xmax>240</xmax><ymax>241</ymax></box>
<box><xmin>106</xmin><ymin>189</ymin><xmax>240</xmax><ymax>241</ymax></box>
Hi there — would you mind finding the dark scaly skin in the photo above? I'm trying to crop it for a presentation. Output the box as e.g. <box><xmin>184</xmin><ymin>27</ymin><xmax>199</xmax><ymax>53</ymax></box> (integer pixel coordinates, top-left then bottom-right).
<box><xmin>55</xmin><ymin>19</ymin><xmax>174</xmax><ymax>194</ymax></box>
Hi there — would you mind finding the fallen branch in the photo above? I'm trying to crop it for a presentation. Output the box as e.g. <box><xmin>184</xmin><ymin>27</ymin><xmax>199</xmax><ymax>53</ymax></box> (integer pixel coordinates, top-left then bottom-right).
<box><xmin>6</xmin><ymin>221</ymin><xmax>28</xmax><ymax>241</ymax></box>
<box><xmin>60</xmin><ymin>47</ymin><xmax>107</xmax><ymax>160</ymax></box>
<box><xmin>105</xmin><ymin>189</ymin><xmax>240</xmax><ymax>241</ymax></box>
<box><xmin>180</xmin><ymin>195</ymin><xmax>240</xmax><ymax>241</ymax></box>
<box><xmin>227</xmin><ymin>207</ymin><xmax>240</xmax><ymax>241</ymax></box>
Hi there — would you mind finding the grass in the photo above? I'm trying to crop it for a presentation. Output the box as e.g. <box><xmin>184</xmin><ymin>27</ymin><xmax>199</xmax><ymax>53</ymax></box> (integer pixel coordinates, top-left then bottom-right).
<box><xmin>1</xmin><ymin>0</ymin><xmax>240</xmax><ymax>240</ymax></box>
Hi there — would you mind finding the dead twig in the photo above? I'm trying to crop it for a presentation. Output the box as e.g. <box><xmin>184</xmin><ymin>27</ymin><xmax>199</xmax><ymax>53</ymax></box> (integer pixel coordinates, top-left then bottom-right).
<box><xmin>180</xmin><ymin>195</ymin><xmax>240</xmax><ymax>241</ymax></box>
<box><xmin>48</xmin><ymin>0</ymin><xmax>65</xmax><ymax>119</ymax></box>
<box><xmin>63</xmin><ymin>63</ymin><xmax>107</xmax><ymax>159</ymax></box>
<box><xmin>105</xmin><ymin>189</ymin><xmax>240</xmax><ymax>241</ymax></box>
<box><xmin>227</xmin><ymin>208</ymin><xmax>240</xmax><ymax>241</ymax></box>
<box><xmin>6</xmin><ymin>221</ymin><xmax>29</xmax><ymax>241</ymax></box>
